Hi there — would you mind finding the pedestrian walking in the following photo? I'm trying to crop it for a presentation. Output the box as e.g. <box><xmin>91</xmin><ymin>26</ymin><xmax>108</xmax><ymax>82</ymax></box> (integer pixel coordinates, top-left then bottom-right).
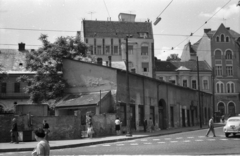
<box><xmin>143</xmin><ymin>118</ymin><xmax>148</xmax><ymax>132</ymax></box>
<box><xmin>32</xmin><ymin>128</ymin><xmax>50</xmax><ymax>156</ymax></box>
<box><xmin>148</xmin><ymin>117</ymin><xmax>154</xmax><ymax>132</ymax></box>
<box><xmin>221</xmin><ymin>115</ymin><xmax>225</xmax><ymax>123</ymax></box>
<box><xmin>115</xmin><ymin>117</ymin><xmax>122</xmax><ymax>135</ymax></box>
<box><xmin>206</xmin><ymin>116</ymin><xmax>216</xmax><ymax>137</ymax></box>
<box><xmin>42</xmin><ymin>120</ymin><xmax>50</xmax><ymax>142</ymax></box>
<box><xmin>10</xmin><ymin>118</ymin><xmax>19</xmax><ymax>144</ymax></box>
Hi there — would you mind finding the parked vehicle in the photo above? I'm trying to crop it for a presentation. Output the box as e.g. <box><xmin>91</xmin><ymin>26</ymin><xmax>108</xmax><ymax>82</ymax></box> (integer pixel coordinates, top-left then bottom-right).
<box><xmin>223</xmin><ymin>116</ymin><xmax>240</xmax><ymax>137</ymax></box>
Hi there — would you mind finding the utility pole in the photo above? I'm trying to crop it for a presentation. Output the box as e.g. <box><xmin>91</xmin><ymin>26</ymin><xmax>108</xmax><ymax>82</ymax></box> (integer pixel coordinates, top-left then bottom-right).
<box><xmin>212</xmin><ymin>66</ymin><xmax>215</xmax><ymax>121</ymax></box>
<box><xmin>197</xmin><ymin>56</ymin><xmax>202</xmax><ymax>128</ymax></box>
<box><xmin>125</xmin><ymin>35</ymin><xmax>132</xmax><ymax>137</ymax></box>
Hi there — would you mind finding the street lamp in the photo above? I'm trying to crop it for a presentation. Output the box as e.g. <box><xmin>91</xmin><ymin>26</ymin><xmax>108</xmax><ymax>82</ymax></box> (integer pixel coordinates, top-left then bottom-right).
<box><xmin>125</xmin><ymin>34</ymin><xmax>132</xmax><ymax>137</ymax></box>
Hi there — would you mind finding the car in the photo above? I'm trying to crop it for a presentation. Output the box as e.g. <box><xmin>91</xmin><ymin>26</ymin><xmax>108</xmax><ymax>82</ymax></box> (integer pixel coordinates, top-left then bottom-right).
<box><xmin>223</xmin><ymin>116</ymin><xmax>240</xmax><ymax>137</ymax></box>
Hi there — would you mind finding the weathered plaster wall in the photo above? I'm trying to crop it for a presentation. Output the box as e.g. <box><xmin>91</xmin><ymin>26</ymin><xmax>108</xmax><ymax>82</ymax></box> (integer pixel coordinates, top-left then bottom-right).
<box><xmin>63</xmin><ymin>59</ymin><xmax>117</xmax><ymax>94</ymax></box>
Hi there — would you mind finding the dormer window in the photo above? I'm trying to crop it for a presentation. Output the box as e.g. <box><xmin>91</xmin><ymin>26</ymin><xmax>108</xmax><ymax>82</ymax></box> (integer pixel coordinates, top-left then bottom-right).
<box><xmin>139</xmin><ymin>32</ymin><xmax>148</xmax><ymax>38</ymax></box>
<box><xmin>216</xmin><ymin>36</ymin><xmax>219</xmax><ymax>42</ymax></box>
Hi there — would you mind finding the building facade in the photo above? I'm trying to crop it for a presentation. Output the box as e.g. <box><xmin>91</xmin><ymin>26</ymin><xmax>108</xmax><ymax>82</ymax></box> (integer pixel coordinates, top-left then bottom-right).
<box><xmin>181</xmin><ymin>23</ymin><xmax>240</xmax><ymax>117</ymax></box>
<box><xmin>82</xmin><ymin>13</ymin><xmax>155</xmax><ymax>78</ymax></box>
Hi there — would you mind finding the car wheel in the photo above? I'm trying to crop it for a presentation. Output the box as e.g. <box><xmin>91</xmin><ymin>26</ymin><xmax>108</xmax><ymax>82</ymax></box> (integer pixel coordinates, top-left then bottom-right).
<box><xmin>225</xmin><ymin>133</ymin><xmax>230</xmax><ymax>137</ymax></box>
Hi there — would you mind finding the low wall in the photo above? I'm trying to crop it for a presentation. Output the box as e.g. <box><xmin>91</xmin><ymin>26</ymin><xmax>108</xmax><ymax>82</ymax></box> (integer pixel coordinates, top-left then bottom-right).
<box><xmin>92</xmin><ymin>114</ymin><xmax>115</xmax><ymax>137</ymax></box>
<box><xmin>0</xmin><ymin>113</ymin><xmax>82</xmax><ymax>143</ymax></box>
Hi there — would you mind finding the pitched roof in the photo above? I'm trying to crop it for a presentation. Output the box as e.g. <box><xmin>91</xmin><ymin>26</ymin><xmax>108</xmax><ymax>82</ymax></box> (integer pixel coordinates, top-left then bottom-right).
<box><xmin>0</xmin><ymin>49</ymin><xmax>28</xmax><ymax>71</ymax></box>
<box><xmin>83</xmin><ymin>20</ymin><xmax>153</xmax><ymax>39</ymax></box>
<box><xmin>55</xmin><ymin>91</ymin><xmax>110</xmax><ymax>108</ymax></box>
<box><xmin>155</xmin><ymin>61</ymin><xmax>211</xmax><ymax>72</ymax></box>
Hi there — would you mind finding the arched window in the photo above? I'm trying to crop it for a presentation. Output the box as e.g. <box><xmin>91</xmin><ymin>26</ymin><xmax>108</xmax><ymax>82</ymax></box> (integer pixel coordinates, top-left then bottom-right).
<box><xmin>216</xmin><ymin>36</ymin><xmax>219</xmax><ymax>42</ymax></box>
<box><xmin>216</xmin><ymin>81</ymin><xmax>224</xmax><ymax>93</ymax></box>
<box><xmin>214</xmin><ymin>50</ymin><xmax>222</xmax><ymax>59</ymax></box>
<box><xmin>228</xmin><ymin>102</ymin><xmax>235</xmax><ymax>117</ymax></box>
<box><xmin>226</xmin><ymin>36</ymin><xmax>229</xmax><ymax>42</ymax></box>
<box><xmin>218</xmin><ymin>102</ymin><xmax>225</xmax><ymax>115</ymax></box>
<box><xmin>226</xmin><ymin>82</ymin><xmax>235</xmax><ymax>93</ymax></box>
<box><xmin>221</xmin><ymin>34</ymin><xmax>225</xmax><ymax>42</ymax></box>
<box><xmin>225</xmin><ymin>50</ymin><xmax>232</xmax><ymax>59</ymax></box>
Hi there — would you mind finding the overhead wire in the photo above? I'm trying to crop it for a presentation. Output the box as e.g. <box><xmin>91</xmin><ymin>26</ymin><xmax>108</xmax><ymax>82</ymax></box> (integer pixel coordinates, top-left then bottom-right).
<box><xmin>170</xmin><ymin>0</ymin><xmax>232</xmax><ymax>51</ymax></box>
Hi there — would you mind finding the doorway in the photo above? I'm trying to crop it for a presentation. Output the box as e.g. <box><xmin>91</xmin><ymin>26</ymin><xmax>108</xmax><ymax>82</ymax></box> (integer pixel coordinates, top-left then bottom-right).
<box><xmin>158</xmin><ymin>99</ymin><xmax>167</xmax><ymax>130</ymax></box>
<box><xmin>182</xmin><ymin>109</ymin><xmax>186</xmax><ymax>127</ymax></box>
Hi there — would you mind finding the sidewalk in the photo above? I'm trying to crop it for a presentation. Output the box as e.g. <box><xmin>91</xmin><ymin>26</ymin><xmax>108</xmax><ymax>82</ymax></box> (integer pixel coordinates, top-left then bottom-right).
<box><xmin>0</xmin><ymin>123</ymin><xmax>225</xmax><ymax>153</ymax></box>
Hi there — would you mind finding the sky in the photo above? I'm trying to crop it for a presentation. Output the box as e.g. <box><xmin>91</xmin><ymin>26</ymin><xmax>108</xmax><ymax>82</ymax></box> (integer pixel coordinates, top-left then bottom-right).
<box><xmin>0</xmin><ymin>0</ymin><xmax>240</xmax><ymax>60</ymax></box>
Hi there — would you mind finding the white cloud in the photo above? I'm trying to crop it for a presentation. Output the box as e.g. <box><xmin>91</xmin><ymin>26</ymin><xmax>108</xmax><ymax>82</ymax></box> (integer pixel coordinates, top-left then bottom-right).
<box><xmin>155</xmin><ymin>46</ymin><xmax>182</xmax><ymax>61</ymax></box>
<box><xmin>199</xmin><ymin>4</ymin><xmax>239</xmax><ymax>19</ymax></box>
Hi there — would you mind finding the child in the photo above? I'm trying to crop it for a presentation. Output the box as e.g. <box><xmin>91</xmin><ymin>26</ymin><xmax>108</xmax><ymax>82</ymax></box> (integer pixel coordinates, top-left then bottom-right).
<box><xmin>87</xmin><ymin>124</ymin><xmax>94</xmax><ymax>138</ymax></box>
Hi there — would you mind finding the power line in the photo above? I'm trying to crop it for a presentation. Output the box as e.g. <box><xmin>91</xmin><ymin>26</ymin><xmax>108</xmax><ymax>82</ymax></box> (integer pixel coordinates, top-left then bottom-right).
<box><xmin>171</xmin><ymin>0</ymin><xmax>232</xmax><ymax>51</ymax></box>
<box><xmin>0</xmin><ymin>28</ymin><xmax>77</xmax><ymax>32</ymax></box>
<box><xmin>157</xmin><ymin>0</ymin><xmax>173</xmax><ymax>18</ymax></box>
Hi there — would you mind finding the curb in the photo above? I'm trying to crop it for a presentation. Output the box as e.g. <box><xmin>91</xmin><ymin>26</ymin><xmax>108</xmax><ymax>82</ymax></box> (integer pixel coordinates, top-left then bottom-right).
<box><xmin>0</xmin><ymin>124</ymin><xmax>224</xmax><ymax>153</ymax></box>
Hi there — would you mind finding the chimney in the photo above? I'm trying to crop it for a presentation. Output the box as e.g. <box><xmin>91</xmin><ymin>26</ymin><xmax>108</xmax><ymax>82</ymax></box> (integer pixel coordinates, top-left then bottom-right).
<box><xmin>97</xmin><ymin>58</ymin><xmax>103</xmax><ymax>65</ymax></box>
<box><xmin>18</xmin><ymin>42</ymin><xmax>25</xmax><ymax>51</ymax></box>
<box><xmin>204</xmin><ymin>29</ymin><xmax>211</xmax><ymax>33</ymax></box>
<box><xmin>108</xmin><ymin>56</ymin><xmax>112</xmax><ymax>67</ymax></box>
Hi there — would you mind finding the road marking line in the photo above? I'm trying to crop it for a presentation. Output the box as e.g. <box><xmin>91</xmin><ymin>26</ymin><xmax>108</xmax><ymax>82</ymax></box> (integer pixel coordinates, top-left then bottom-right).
<box><xmin>89</xmin><ymin>145</ymin><xmax>97</xmax><ymax>147</ymax></box>
<box><xmin>183</xmin><ymin>140</ymin><xmax>190</xmax><ymax>142</ymax></box>
<box><xmin>170</xmin><ymin>141</ymin><xmax>178</xmax><ymax>143</ymax></box>
<box><xmin>130</xmin><ymin>143</ymin><xmax>138</xmax><ymax>145</ymax></box>
<box><xmin>198</xmin><ymin>136</ymin><xmax>205</xmax><ymax>138</ymax></box>
<box><xmin>153</xmin><ymin>139</ymin><xmax>160</xmax><ymax>141</ymax></box>
<box><xmin>195</xmin><ymin>140</ymin><xmax>203</xmax><ymax>141</ymax></box>
<box><xmin>220</xmin><ymin>139</ymin><xmax>228</xmax><ymax>141</ymax></box>
<box><xmin>164</xmin><ymin>138</ymin><xmax>171</xmax><ymax>140</ymax></box>
<box><xmin>140</xmin><ymin>139</ymin><xmax>148</xmax><ymax>141</ymax></box>
<box><xmin>176</xmin><ymin>137</ymin><xmax>182</xmax><ymax>139</ymax></box>
<box><xmin>144</xmin><ymin>142</ymin><xmax>152</xmax><ymax>144</ymax></box>
<box><xmin>102</xmin><ymin>144</ymin><xmax>111</xmax><ymax>146</ymax></box>
<box><xmin>127</xmin><ymin>140</ymin><xmax>136</xmax><ymax>142</ymax></box>
<box><xmin>116</xmin><ymin>144</ymin><xmax>124</xmax><ymax>146</ymax></box>
<box><xmin>158</xmin><ymin>142</ymin><xmax>165</xmax><ymax>144</ymax></box>
<box><xmin>208</xmin><ymin>139</ymin><xmax>216</xmax><ymax>141</ymax></box>
<box><xmin>187</xmin><ymin>137</ymin><xmax>194</xmax><ymax>138</ymax></box>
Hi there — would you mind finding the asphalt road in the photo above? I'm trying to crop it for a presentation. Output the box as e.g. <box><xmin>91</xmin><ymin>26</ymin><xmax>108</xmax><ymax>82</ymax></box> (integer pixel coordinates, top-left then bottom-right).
<box><xmin>2</xmin><ymin>127</ymin><xmax>240</xmax><ymax>155</ymax></box>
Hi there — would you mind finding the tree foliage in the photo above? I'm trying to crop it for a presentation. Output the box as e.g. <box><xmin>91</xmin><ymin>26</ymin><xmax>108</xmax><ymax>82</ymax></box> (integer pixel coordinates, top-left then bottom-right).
<box><xmin>18</xmin><ymin>34</ymin><xmax>88</xmax><ymax>104</ymax></box>
<box><xmin>166</xmin><ymin>54</ymin><xmax>181</xmax><ymax>62</ymax></box>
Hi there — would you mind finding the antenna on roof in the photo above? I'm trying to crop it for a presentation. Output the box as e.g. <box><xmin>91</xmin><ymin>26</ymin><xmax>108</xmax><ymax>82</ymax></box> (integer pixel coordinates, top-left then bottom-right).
<box><xmin>88</xmin><ymin>11</ymin><xmax>96</xmax><ymax>20</ymax></box>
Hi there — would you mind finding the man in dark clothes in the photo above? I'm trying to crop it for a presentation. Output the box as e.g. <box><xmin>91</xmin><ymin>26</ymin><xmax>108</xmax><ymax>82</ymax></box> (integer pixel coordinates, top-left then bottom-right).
<box><xmin>43</xmin><ymin>119</ymin><xmax>50</xmax><ymax>142</ymax></box>
<box><xmin>10</xmin><ymin>118</ymin><xmax>18</xmax><ymax>144</ymax></box>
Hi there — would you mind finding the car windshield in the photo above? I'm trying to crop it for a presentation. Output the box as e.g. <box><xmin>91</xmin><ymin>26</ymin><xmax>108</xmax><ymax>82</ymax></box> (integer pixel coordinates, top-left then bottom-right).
<box><xmin>228</xmin><ymin>119</ymin><xmax>240</xmax><ymax>122</ymax></box>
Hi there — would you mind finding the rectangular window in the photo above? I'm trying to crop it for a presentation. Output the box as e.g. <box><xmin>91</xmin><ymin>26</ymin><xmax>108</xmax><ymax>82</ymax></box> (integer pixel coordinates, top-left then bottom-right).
<box><xmin>203</xmin><ymin>80</ymin><xmax>208</xmax><ymax>90</ymax></box>
<box><xmin>169</xmin><ymin>80</ymin><xmax>175</xmax><ymax>84</ymax></box>
<box><xmin>105</xmin><ymin>45</ymin><xmax>110</xmax><ymax>54</ymax></box>
<box><xmin>216</xmin><ymin>65</ymin><xmax>223</xmax><ymax>76</ymax></box>
<box><xmin>158</xmin><ymin>77</ymin><xmax>164</xmax><ymax>81</ymax></box>
<box><xmin>85</xmin><ymin>39</ymin><xmax>88</xmax><ymax>43</ymax></box>
<box><xmin>138</xmin><ymin>105</ymin><xmax>144</xmax><ymax>126</ymax></box>
<box><xmin>142</xmin><ymin>62</ymin><xmax>149</xmax><ymax>72</ymax></box>
<box><xmin>192</xmin><ymin>80</ymin><xmax>197</xmax><ymax>89</ymax></box>
<box><xmin>183</xmin><ymin>80</ymin><xmax>187</xmax><ymax>87</ymax></box>
<box><xmin>14</xmin><ymin>82</ymin><xmax>20</xmax><ymax>93</ymax></box>
<box><xmin>114</xmin><ymin>46</ymin><xmax>118</xmax><ymax>54</ymax></box>
<box><xmin>128</xmin><ymin>45</ymin><xmax>133</xmax><ymax>55</ymax></box>
<box><xmin>97</xmin><ymin>46</ymin><xmax>101</xmax><ymax>55</ymax></box>
<box><xmin>94</xmin><ymin>39</ymin><xmax>96</xmax><ymax>54</ymax></box>
<box><xmin>226</xmin><ymin>66</ymin><xmax>233</xmax><ymax>76</ymax></box>
<box><xmin>141</xmin><ymin>46</ymin><xmax>148</xmax><ymax>55</ymax></box>
<box><xmin>89</xmin><ymin>45</ymin><xmax>93</xmax><ymax>55</ymax></box>
<box><xmin>1</xmin><ymin>82</ymin><xmax>7</xmax><ymax>93</ymax></box>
